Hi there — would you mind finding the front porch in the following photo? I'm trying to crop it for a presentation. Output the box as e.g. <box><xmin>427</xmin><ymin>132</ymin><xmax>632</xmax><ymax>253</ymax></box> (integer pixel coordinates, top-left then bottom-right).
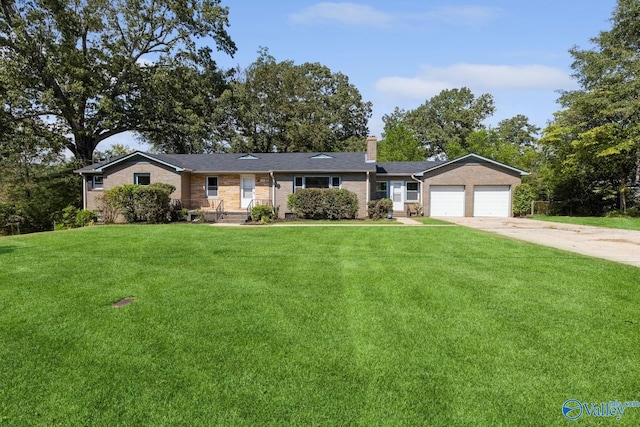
<box><xmin>180</xmin><ymin>198</ymin><xmax>273</xmax><ymax>223</ymax></box>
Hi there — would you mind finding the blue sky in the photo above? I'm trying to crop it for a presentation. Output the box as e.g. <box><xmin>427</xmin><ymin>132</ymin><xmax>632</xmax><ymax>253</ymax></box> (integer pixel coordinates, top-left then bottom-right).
<box><xmin>114</xmin><ymin>0</ymin><xmax>619</xmax><ymax>150</ymax></box>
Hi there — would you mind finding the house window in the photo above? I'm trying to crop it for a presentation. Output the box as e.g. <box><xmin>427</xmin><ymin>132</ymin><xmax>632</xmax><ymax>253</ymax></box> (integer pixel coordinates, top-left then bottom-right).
<box><xmin>93</xmin><ymin>175</ymin><xmax>104</xmax><ymax>190</ymax></box>
<box><xmin>134</xmin><ymin>173</ymin><xmax>151</xmax><ymax>185</ymax></box>
<box><xmin>406</xmin><ymin>182</ymin><xmax>419</xmax><ymax>202</ymax></box>
<box><xmin>305</xmin><ymin>176</ymin><xmax>330</xmax><ymax>188</ymax></box>
<box><xmin>293</xmin><ymin>176</ymin><xmax>342</xmax><ymax>192</ymax></box>
<box><xmin>375</xmin><ymin>181</ymin><xmax>388</xmax><ymax>200</ymax></box>
<box><xmin>206</xmin><ymin>176</ymin><xmax>218</xmax><ymax>197</ymax></box>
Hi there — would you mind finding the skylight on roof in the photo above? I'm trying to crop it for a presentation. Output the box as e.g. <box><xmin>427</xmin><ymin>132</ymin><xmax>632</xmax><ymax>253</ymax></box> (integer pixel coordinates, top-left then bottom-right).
<box><xmin>238</xmin><ymin>154</ymin><xmax>259</xmax><ymax>160</ymax></box>
<box><xmin>310</xmin><ymin>153</ymin><xmax>333</xmax><ymax>159</ymax></box>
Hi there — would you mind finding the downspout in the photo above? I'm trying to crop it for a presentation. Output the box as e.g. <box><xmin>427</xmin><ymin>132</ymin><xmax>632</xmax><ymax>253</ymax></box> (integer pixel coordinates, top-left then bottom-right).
<box><xmin>81</xmin><ymin>174</ymin><xmax>87</xmax><ymax>210</ymax></box>
<box><xmin>366</xmin><ymin>171</ymin><xmax>370</xmax><ymax>204</ymax></box>
<box><xmin>411</xmin><ymin>173</ymin><xmax>422</xmax><ymax>215</ymax></box>
<box><xmin>270</xmin><ymin>171</ymin><xmax>276</xmax><ymax>216</ymax></box>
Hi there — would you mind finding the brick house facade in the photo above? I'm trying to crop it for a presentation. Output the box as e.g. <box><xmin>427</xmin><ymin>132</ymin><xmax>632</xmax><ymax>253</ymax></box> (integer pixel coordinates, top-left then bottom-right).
<box><xmin>76</xmin><ymin>140</ymin><xmax>528</xmax><ymax>219</ymax></box>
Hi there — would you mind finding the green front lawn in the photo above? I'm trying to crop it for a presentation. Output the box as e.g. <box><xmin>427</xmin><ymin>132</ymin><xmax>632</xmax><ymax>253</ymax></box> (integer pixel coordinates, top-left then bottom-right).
<box><xmin>1</xmin><ymin>225</ymin><xmax>638</xmax><ymax>425</ymax></box>
<box><xmin>531</xmin><ymin>215</ymin><xmax>640</xmax><ymax>231</ymax></box>
<box><xmin>414</xmin><ymin>217</ymin><xmax>453</xmax><ymax>225</ymax></box>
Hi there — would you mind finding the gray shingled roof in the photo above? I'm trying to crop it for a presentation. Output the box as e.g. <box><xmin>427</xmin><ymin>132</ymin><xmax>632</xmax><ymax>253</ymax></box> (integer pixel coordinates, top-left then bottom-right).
<box><xmin>75</xmin><ymin>151</ymin><xmax>377</xmax><ymax>173</ymax></box>
<box><xmin>376</xmin><ymin>161</ymin><xmax>445</xmax><ymax>175</ymax></box>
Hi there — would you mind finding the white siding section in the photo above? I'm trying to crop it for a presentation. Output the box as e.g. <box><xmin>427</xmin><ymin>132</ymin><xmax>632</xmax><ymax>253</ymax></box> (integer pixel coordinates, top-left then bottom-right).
<box><xmin>473</xmin><ymin>186</ymin><xmax>510</xmax><ymax>217</ymax></box>
<box><xmin>430</xmin><ymin>186</ymin><xmax>465</xmax><ymax>217</ymax></box>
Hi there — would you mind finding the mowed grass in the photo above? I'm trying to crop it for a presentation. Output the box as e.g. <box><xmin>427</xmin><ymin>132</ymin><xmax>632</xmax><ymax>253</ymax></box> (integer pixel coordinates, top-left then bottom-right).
<box><xmin>0</xmin><ymin>225</ymin><xmax>639</xmax><ymax>426</ymax></box>
<box><xmin>532</xmin><ymin>215</ymin><xmax>640</xmax><ymax>231</ymax></box>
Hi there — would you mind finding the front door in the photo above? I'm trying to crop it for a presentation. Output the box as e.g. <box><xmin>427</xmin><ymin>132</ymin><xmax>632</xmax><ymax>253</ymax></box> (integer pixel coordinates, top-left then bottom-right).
<box><xmin>240</xmin><ymin>175</ymin><xmax>255</xmax><ymax>208</ymax></box>
<box><xmin>390</xmin><ymin>181</ymin><xmax>404</xmax><ymax>211</ymax></box>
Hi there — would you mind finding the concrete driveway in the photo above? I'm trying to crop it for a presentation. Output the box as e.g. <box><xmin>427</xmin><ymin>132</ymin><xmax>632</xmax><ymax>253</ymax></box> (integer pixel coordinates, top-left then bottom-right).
<box><xmin>443</xmin><ymin>217</ymin><xmax>640</xmax><ymax>268</ymax></box>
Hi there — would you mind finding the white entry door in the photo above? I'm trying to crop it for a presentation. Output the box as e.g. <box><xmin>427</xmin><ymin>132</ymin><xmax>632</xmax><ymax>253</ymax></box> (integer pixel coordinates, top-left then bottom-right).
<box><xmin>240</xmin><ymin>175</ymin><xmax>255</xmax><ymax>208</ymax></box>
<box><xmin>390</xmin><ymin>181</ymin><xmax>405</xmax><ymax>211</ymax></box>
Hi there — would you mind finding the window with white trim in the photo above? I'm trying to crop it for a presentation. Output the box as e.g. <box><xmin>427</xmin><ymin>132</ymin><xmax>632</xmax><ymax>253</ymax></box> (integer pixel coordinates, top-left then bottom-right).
<box><xmin>206</xmin><ymin>176</ymin><xmax>218</xmax><ymax>197</ymax></box>
<box><xmin>406</xmin><ymin>182</ymin><xmax>419</xmax><ymax>202</ymax></box>
<box><xmin>293</xmin><ymin>176</ymin><xmax>342</xmax><ymax>192</ymax></box>
<box><xmin>134</xmin><ymin>173</ymin><xmax>150</xmax><ymax>185</ymax></box>
<box><xmin>93</xmin><ymin>175</ymin><xmax>104</xmax><ymax>190</ymax></box>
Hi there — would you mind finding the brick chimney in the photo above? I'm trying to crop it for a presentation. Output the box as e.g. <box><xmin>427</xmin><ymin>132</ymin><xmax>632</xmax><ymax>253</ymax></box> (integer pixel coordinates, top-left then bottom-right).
<box><xmin>366</xmin><ymin>136</ymin><xmax>377</xmax><ymax>162</ymax></box>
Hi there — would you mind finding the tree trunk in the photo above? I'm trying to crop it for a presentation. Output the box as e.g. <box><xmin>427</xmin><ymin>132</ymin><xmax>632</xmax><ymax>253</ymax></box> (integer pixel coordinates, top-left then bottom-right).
<box><xmin>72</xmin><ymin>133</ymin><xmax>99</xmax><ymax>167</ymax></box>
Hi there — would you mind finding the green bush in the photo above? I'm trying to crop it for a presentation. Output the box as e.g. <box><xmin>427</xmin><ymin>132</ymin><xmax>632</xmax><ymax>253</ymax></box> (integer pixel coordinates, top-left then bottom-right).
<box><xmin>0</xmin><ymin>203</ymin><xmax>23</xmax><ymax>235</ymax></box>
<box><xmin>605</xmin><ymin>207</ymin><xmax>640</xmax><ymax>218</ymax></box>
<box><xmin>135</xmin><ymin>183</ymin><xmax>175</xmax><ymax>223</ymax></box>
<box><xmin>367</xmin><ymin>198</ymin><xmax>393</xmax><ymax>220</ymax></box>
<box><xmin>106</xmin><ymin>184</ymin><xmax>138</xmax><ymax>222</ymax></box>
<box><xmin>251</xmin><ymin>204</ymin><xmax>274</xmax><ymax>223</ymax></box>
<box><xmin>513</xmin><ymin>183</ymin><xmax>536</xmax><ymax>217</ymax></box>
<box><xmin>288</xmin><ymin>189</ymin><xmax>359</xmax><ymax>220</ymax></box>
<box><xmin>60</xmin><ymin>205</ymin><xmax>79</xmax><ymax>228</ymax></box>
<box><xmin>323</xmin><ymin>189</ymin><xmax>359</xmax><ymax>220</ymax></box>
<box><xmin>57</xmin><ymin>205</ymin><xmax>97</xmax><ymax>229</ymax></box>
<box><xmin>105</xmin><ymin>183</ymin><xmax>176</xmax><ymax>223</ymax></box>
<box><xmin>75</xmin><ymin>209</ymin><xmax>98</xmax><ymax>227</ymax></box>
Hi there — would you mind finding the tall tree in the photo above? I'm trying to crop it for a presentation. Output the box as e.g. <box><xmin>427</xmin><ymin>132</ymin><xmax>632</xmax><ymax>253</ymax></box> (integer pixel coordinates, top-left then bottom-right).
<box><xmin>216</xmin><ymin>49</ymin><xmax>372</xmax><ymax>153</ymax></box>
<box><xmin>404</xmin><ymin>87</ymin><xmax>495</xmax><ymax>159</ymax></box>
<box><xmin>0</xmin><ymin>0</ymin><xmax>236</xmax><ymax>165</ymax></box>
<box><xmin>378</xmin><ymin>122</ymin><xmax>424</xmax><ymax>161</ymax></box>
<box><xmin>542</xmin><ymin>0</ymin><xmax>640</xmax><ymax>212</ymax></box>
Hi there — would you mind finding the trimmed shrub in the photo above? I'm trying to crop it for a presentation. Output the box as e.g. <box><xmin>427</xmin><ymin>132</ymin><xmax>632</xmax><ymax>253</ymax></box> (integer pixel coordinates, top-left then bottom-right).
<box><xmin>106</xmin><ymin>184</ymin><xmax>138</xmax><ymax>222</ymax></box>
<box><xmin>74</xmin><ymin>209</ymin><xmax>98</xmax><ymax>227</ymax></box>
<box><xmin>323</xmin><ymin>189</ymin><xmax>358</xmax><ymax>220</ymax></box>
<box><xmin>513</xmin><ymin>183</ymin><xmax>536</xmax><ymax>217</ymax></box>
<box><xmin>135</xmin><ymin>183</ymin><xmax>175</xmax><ymax>223</ymax></box>
<box><xmin>57</xmin><ymin>205</ymin><xmax>97</xmax><ymax>229</ymax></box>
<box><xmin>251</xmin><ymin>204</ymin><xmax>274</xmax><ymax>223</ymax></box>
<box><xmin>367</xmin><ymin>198</ymin><xmax>393</xmax><ymax>220</ymax></box>
<box><xmin>288</xmin><ymin>188</ymin><xmax>359</xmax><ymax>220</ymax></box>
<box><xmin>105</xmin><ymin>183</ymin><xmax>176</xmax><ymax>223</ymax></box>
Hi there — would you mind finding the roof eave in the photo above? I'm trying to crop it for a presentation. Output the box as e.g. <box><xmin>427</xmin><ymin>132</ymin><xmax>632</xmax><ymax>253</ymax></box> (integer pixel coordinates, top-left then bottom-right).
<box><xmin>89</xmin><ymin>151</ymin><xmax>185</xmax><ymax>173</ymax></box>
<box><xmin>416</xmin><ymin>153</ymin><xmax>529</xmax><ymax>176</ymax></box>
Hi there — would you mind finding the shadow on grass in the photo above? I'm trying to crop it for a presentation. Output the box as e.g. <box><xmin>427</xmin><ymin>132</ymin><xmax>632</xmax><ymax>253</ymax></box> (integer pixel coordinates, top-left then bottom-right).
<box><xmin>0</xmin><ymin>245</ymin><xmax>16</xmax><ymax>255</ymax></box>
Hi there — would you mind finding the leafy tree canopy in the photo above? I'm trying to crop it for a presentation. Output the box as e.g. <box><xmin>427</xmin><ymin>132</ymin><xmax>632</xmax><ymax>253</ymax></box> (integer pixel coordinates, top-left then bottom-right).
<box><xmin>540</xmin><ymin>0</ymin><xmax>640</xmax><ymax>213</ymax></box>
<box><xmin>214</xmin><ymin>48</ymin><xmax>372</xmax><ymax>153</ymax></box>
<box><xmin>378</xmin><ymin>122</ymin><xmax>424</xmax><ymax>161</ymax></box>
<box><xmin>398</xmin><ymin>87</ymin><xmax>495</xmax><ymax>159</ymax></box>
<box><xmin>0</xmin><ymin>0</ymin><xmax>236</xmax><ymax>165</ymax></box>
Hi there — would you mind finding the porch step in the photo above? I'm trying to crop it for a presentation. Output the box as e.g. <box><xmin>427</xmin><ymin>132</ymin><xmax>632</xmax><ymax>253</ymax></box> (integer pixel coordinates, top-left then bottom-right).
<box><xmin>187</xmin><ymin>209</ymin><xmax>249</xmax><ymax>223</ymax></box>
<box><xmin>219</xmin><ymin>211</ymin><xmax>250</xmax><ymax>224</ymax></box>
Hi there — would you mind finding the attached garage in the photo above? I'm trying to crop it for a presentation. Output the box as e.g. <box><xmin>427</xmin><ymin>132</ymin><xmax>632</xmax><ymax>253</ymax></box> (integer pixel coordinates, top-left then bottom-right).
<box><xmin>473</xmin><ymin>186</ymin><xmax>511</xmax><ymax>217</ymax></box>
<box><xmin>430</xmin><ymin>186</ymin><xmax>465</xmax><ymax>217</ymax></box>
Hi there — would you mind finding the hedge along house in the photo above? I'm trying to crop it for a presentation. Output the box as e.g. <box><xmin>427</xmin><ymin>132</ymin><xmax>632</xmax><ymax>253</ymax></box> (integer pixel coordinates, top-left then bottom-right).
<box><xmin>76</xmin><ymin>137</ymin><xmax>528</xmax><ymax>220</ymax></box>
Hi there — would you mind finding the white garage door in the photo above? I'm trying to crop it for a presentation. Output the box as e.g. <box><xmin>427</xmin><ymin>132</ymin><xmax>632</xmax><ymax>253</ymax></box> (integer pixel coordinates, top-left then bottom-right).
<box><xmin>430</xmin><ymin>186</ymin><xmax>465</xmax><ymax>217</ymax></box>
<box><xmin>473</xmin><ymin>186</ymin><xmax>511</xmax><ymax>217</ymax></box>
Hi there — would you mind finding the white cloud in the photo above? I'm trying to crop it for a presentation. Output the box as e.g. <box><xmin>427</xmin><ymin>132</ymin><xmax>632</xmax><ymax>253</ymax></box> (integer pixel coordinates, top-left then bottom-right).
<box><xmin>289</xmin><ymin>3</ymin><xmax>499</xmax><ymax>29</ymax></box>
<box><xmin>415</xmin><ymin>6</ymin><xmax>500</xmax><ymax>27</ymax></box>
<box><xmin>290</xmin><ymin>2</ymin><xmax>392</xmax><ymax>28</ymax></box>
<box><xmin>375</xmin><ymin>63</ymin><xmax>576</xmax><ymax>100</ymax></box>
